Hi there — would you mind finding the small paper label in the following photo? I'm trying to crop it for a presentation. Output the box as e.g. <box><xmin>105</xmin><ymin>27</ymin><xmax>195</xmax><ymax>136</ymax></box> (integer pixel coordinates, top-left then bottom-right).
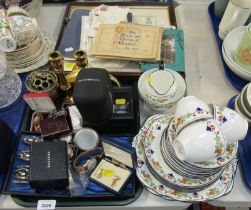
<box><xmin>101</xmin><ymin>169</ymin><xmax>113</xmax><ymax>177</ymax></box>
<box><xmin>37</xmin><ymin>200</ymin><xmax>56</xmax><ymax>210</ymax></box>
<box><xmin>64</xmin><ymin>62</ymin><xmax>75</xmax><ymax>72</ymax></box>
<box><xmin>147</xmin><ymin>75</ymin><xmax>152</xmax><ymax>84</ymax></box>
<box><xmin>115</xmin><ymin>99</ymin><xmax>126</xmax><ymax>105</ymax></box>
<box><xmin>65</xmin><ymin>63</ymin><xmax>75</xmax><ymax>69</ymax></box>
<box><xmin>65</xmin><ymin>47</ymin><xmax>74</xmax><ymax>52</ymax></box>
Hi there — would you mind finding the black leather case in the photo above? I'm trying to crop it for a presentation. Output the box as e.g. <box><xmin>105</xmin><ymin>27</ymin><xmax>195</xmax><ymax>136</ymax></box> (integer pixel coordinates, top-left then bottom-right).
<box><xmin>73</xmin><ymin>68</ymin><xmax>113</xmax><ymax>128</ymax></box>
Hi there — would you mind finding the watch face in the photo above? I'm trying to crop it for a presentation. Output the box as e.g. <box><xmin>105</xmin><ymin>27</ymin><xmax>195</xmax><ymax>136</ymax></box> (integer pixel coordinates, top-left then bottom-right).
<box><xmin>113</xmin><ymin>97</ymin><xmax>130</xmax><ymax>115</ymax></box>
<box><xmin>113</xmin><ymin>104</ymin><xmax>129</xmax><ymax>114</ymax></box>
<box><xmin>74</xmin><ymin>128</ymin><xmax>99</xmax><ymax>151</ymax></box>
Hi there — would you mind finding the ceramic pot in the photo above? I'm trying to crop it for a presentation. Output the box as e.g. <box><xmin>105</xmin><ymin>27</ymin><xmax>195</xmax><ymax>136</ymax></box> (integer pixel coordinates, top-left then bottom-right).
<box><xmin>138</xmin><ymin>68</ymin><xmax>186</xmax><ymax>113</ymax></box>
<box><xmin>219</xmin><ymin>0</ymin><xmax>251</xmax><ymax>39</ymax></box>
<box><xmin>214</xmin><ymin>0</ymin><xmax>230</xmax><ymax>18</ymax></box>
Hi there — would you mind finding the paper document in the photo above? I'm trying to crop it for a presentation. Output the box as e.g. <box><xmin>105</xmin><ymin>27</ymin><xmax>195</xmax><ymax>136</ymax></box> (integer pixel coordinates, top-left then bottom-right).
<box><xmin>92</xmin><ymin>23</ymin><xmax>163</xmax><ymax>62</ymax></box>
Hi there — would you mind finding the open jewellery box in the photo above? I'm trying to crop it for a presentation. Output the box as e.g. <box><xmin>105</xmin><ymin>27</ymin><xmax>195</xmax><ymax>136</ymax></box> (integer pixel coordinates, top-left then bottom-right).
<box><xmin>90</xmin><ymin>138</ymin><xmax>136</xmax><ymax>194</ymax></box>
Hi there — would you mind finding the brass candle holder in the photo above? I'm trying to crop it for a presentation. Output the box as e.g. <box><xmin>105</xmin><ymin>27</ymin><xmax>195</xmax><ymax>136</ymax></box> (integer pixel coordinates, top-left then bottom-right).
<box><xmin>48</xmin><ymin>51</ymin><xmax>73</xmax><ymax>104</ymax></box>
<box><xmin>66</xmin><ymin>50</ymin><xmax>88</xmax><ymax>84</ymax></box>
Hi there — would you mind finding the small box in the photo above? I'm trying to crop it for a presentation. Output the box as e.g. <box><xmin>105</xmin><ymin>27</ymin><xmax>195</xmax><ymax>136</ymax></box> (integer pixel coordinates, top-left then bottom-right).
<box><xmin>25</xmin><ymin>92</ymin><xmax>56</xmax><ymax>133</ymax></box>
<box><xmin>40</xmin><ymin>114</ymin><xmax>70</xmax><ymax>140</ymax></box>
<box><xmin>29</xmin><ymin>141</ymin><xmax>69</xmax><ymax>190</ymax></box>
<box><xmin>108</xmin><ymin>86</ymin><xmax>134</xmax><ymax>132</ymax></box>
<box><xmin>90</xmin><ymin>139</ymin><xmax>135</xmax><ymax>194</ymax></box>
<box><xmin>23</xmin><ymin>92</ymin><xmax>56</xmax><ymax>112</ymax></box>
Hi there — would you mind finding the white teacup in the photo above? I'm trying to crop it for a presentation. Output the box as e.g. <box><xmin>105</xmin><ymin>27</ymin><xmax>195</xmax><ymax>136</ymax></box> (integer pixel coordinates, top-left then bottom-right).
<box><xmin>172</xmin><ymin>119</ymin><xmax>226</xmax><ymax>162</ymax></box>
<box><xmin>174</xmin><ymin>96</ymin><xmax>212</xmax><ymax>134</ymax></box>
<box><xmin>214</xmin><ymin>105</ymin><xmax>248</xmax><ymax>144</ymax></box>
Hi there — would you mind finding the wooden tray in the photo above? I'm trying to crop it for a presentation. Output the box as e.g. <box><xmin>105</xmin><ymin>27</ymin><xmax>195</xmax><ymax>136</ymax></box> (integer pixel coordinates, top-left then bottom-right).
<box><xmin>55</xmin><ymin>1</ymin><xmax>177</xmax><ymax>78</ymax></box>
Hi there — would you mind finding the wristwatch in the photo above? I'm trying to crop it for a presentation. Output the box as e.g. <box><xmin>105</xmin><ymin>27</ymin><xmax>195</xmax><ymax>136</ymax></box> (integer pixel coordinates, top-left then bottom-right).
<box><xmin>73</xmin><ymin>147</ymin><xmax>103</xmax><ymax>173</ymax></box>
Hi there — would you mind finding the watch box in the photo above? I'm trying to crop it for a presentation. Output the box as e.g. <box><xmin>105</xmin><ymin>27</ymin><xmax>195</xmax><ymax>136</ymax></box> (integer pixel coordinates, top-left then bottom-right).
<box><xmin>90</xmin><ymin>138</ymin><xmax>136</xmax><ymax>194</ymax></box>
<box><xmin>107</xmin><ymin>86</ymin><xmax>134</xmax><ymax>133</ymax></box>
<box><xmin>73</xmin><ymin>68</ymin><xmax>113</xmax><ymax>128</ymax></box>
<box><xmin>29</xmin><ymin>141</ymin><xmax>69</xmax><ymax>190</ymax></box>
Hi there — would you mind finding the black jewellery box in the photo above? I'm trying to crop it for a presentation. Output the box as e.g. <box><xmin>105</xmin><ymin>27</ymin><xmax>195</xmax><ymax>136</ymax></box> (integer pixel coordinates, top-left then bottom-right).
<box><xmin>90</xmin><ymin>138</ymin><xmax>136</xmax><ymax>194</ymax></box>
<box><xmin>29</xmin><ymin>141</ymin><xmax>69</xmax><ymax>190</ymax></box>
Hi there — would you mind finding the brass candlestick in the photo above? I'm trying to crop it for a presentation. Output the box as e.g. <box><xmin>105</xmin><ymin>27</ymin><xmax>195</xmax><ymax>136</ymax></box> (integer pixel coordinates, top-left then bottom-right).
<box><xmin>48</xmin><ymin>51</ymin><xmax>73</xmax><ymax>104</ymax></box>
<box><xmin>66</xmin><ymin>50</ymin><xmax>88</xmax><ymax>84</ymax></box>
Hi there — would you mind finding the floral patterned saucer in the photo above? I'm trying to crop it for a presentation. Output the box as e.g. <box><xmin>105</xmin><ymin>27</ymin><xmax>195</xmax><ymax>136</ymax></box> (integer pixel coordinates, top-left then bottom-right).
<box><xmin>133</xmin><ymin>114</ymin><xmax>238</xmax><ymax>202</ymax></box>
<box><xmin>168</xmin><ymin>118</ymin><xmax>238</xmax><ymax>169</ymax></box>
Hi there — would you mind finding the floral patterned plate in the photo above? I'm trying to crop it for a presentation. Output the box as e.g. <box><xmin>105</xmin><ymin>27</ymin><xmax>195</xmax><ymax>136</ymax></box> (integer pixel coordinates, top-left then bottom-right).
<box><xmin>133</xmin><ymin>114</ymin><xmax>238</xmax><ymax>202</ymax></box>
<box><xmin>168</xmin><ymin>118</ymin><xmax>238</xmax><ymax>169</ymax></box>
<box><xmin>133</xmin><ymin>114</ymin><xmax>173</xmax><ymax>198</ymax></box>
<box><xmin>144</xmin><ymin>116</ymin><xmax>223</xmax><ymax>189</ymax></box>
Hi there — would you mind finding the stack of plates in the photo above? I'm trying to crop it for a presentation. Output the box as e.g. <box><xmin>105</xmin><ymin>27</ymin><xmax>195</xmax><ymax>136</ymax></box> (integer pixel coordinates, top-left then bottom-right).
<box><xmin>6</xmin><ymin>31</ymin><xmax>55</xmax><ymax>73</ymax></box>
<box><xmin>133</xmin><ymin>114</ymin><xmax>238</xmax><ymax>202</ymax></box>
